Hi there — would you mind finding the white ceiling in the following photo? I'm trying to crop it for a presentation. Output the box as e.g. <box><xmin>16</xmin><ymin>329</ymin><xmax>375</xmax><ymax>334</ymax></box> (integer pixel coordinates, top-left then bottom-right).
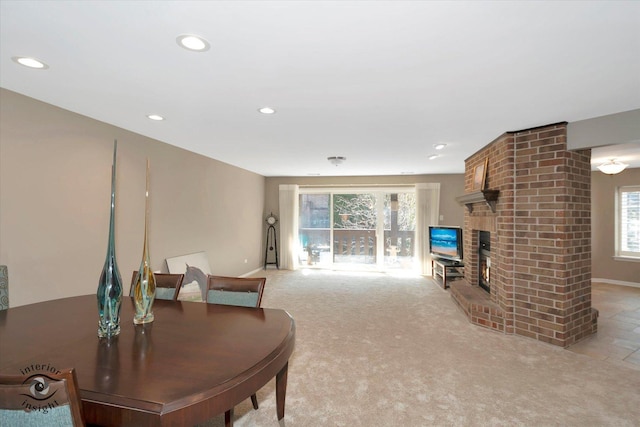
<box><xmin>1</xmin><ymin>1</ymin><xmax>639</xmax><ymax>176</ymax></box>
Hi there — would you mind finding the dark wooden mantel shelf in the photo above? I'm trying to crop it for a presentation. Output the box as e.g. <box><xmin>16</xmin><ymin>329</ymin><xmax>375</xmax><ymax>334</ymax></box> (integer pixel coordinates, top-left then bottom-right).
<box><xmin>456</xmin><ymin>190</ymin><xmax>500</xmax><ymax>213</ymax></box>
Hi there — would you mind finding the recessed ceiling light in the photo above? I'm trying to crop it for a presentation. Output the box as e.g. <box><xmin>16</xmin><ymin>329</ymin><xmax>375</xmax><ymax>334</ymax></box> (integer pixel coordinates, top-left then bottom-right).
<box><xmin>176</xmin><ymin>34</ymin><xmax>210</xmax><ymax>52</ymax></box>
<box><xmin>258</xmin><ymin>107</ymin><xmax>276</xmax><ymax>114</ymax></box>
<box><xmin>433</xmin><ymin>143</ymin><xmax>447</xmax><ymax>150</ymax></box>
<box><xmin>428</xmin><ymin>154</ymin><xmax>439</xmax><ymax>160</ymax></box>
<box><xmin>12</xmin><ymin>56</ymin><xmax>49</xmax><ymax>69</ymax></box>
<box><xmin>147</xmin><ymin>114</ymin><xmax>165</xmax><ymax>121</ymax></box>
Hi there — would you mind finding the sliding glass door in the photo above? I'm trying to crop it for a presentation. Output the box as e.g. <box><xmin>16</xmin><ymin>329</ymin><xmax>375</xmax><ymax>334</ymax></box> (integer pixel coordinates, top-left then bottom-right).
<box><xmin>299</xmin><ymin>194</ymin><xmax>332</xmax><ymax>267</ymax></box>
<box><xmin>383</xmin><ymin>192</ymin><xmax>416</xmax><ymax>269</ymax></box>
<box><xmin>333</xmin><ymin>193</ymin><xmax>378</xmax><ymax>266</ymax></box>
<box><xmin>298</xmin><ymin>189</ymin><xmax>416</xmax><ymax>271</ymax></box>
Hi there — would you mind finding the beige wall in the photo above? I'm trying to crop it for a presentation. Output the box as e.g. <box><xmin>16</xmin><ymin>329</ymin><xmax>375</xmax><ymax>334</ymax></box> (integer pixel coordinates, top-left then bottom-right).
<box><xmin>591</xmin><ymin>167</ymin><xmax>640</xmax><ymax>285</ymax></box>
<box><xmin>567</xmin><ymin>109</ymin><xmax>640</xmax><ymax>150</ymax></box>
<box><xmin>0</xmin><ymin>89</ymin><xmax>265</xmax><ymax>307</ymax></box>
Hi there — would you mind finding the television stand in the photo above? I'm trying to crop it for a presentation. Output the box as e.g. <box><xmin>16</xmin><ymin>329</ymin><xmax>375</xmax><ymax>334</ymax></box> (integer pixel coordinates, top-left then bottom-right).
<box><xmin>432</xmin><ymin>258</ymin><xmax>464</xmax><ymax>289</ymax></box>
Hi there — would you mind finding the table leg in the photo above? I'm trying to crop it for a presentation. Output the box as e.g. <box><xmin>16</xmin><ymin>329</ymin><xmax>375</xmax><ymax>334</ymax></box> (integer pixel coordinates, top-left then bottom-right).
<box><xmin>275</xmin><ymin>362</ymin><xmax>289</xmax><ymax>420</ymax></box>
<box><xmin>225</xmin><ymin>407</ymin><xmax>233</xmax><ymax>427</ymax></box>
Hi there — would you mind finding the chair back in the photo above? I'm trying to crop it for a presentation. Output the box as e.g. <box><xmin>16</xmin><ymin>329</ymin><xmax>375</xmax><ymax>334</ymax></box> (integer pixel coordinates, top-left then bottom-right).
<box><xmin>206</xmin><ymin>276</ymin><xmax>266</xmax><ymax>308</ymax></box>
<box><xmin>0</xmin><ymin>265</ymin><xmax>7</xmax><ymax>310</ymax></box>
<box><xmin>129</xmin><ymin>271</ymin><xmax>185</xmax><ymax>301</ymax></box>
<box><xmin>0</xmin><ymin>367</ymin><xmax>85</xmax><ymax>426</ymax></box>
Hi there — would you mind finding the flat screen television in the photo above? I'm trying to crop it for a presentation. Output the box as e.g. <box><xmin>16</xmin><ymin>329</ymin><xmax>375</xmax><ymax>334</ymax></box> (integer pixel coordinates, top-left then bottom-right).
<box><xmin>429</xmin><ymin>226</ymin><xmax>463</xmax><ymax>262</ymax></box>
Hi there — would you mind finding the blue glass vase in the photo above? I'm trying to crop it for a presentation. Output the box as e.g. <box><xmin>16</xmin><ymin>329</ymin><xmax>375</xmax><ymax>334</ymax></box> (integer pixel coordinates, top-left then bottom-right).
<box><xmin>97</xmin><ymin>140</ymin><xmax>123</xmax><ymax>338</ymax></box>
<box><xmin>133</xmin><ymin>159</ymin><xmax>156</xmax><ymax>324</ymax></box>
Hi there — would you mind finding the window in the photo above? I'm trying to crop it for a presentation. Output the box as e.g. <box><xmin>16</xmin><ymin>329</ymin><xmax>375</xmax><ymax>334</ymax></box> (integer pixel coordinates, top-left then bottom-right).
<box><xmin>617</xmin><ymin>185</ymin><xmax>640</xmax><ymax>258</ymax></box>
<box><xmin>298</xmin><ymin>188</ymin><xmax>416</xmax><ymax>270</ymax></box>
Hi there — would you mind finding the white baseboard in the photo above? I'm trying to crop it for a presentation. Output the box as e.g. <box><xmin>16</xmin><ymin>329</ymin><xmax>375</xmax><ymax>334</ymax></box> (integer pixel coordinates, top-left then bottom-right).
<box><xmin>592</xmin><ymin>278</ymin><xmax>640</xmax><ymax>289</ymax></box>
<box><xmin>241</xmin><ymin>267</ymin><xmax>266</xmax><ymax>278</ymax></box>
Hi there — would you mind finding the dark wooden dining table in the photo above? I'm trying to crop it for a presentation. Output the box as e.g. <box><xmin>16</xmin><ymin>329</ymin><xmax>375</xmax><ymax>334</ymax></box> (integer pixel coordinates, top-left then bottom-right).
<box><xmin>0</xmin><ymin>295</ymin><xmax>295</xmax><ymax>426</ymax></box>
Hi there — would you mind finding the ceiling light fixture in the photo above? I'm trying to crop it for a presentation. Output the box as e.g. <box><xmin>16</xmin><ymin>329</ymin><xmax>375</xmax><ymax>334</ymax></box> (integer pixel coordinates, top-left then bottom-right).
<box><xmin>258</xmin><ymin>107</ymin><xmax>276</xmax><ymax>114</ymax></box>
<box><xmin>12</xmin><ymin>56</ymin><xmax>49</xmax><ymax>69</ymax></box>
<box><xmin>428</xmin><ymin>154</ymin><xmax>439</xmax><ymax>160</ymax></box>
<box><xmin>433</xmin><ymin>143</ymin><xmax>447</xmax><ymax>150</ymax></box>
<box><xmin>147</xmin><ymin>114</ymin><xmax>165</xmax><ymax>121</ymax></box>
<box><xmin>176</xmin><ymin>34</ymin><xmax>210</xmax><ymax>52</ymax></box>
<box><xmin>597</xmin><ymin>159</ymin><xmax>628</xmax><ymax>175</ymax></box>
<box><xmin>327</xmin><ymin>156</ymin><xmax>346</xmax><ymax>166</ymax></box>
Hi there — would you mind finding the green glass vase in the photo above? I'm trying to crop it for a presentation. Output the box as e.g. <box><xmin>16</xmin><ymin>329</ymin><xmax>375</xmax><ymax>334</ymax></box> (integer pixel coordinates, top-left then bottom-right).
<box><xmin>133</xmin><ymin>159</ymin><xmax>156</xmax><ymax>324</ymax></box>
<box><xmin>97</xmin><ymin>140</ymin><xmax>123</xmax><ymax>338</ymax></box>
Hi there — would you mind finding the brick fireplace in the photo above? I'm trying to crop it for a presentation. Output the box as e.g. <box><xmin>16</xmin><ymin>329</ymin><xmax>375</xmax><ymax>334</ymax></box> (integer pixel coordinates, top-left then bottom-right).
<box><xmin>450</xmin><ymin>122</ymin><xmax>598</xmax><ymax>347</ymax></box>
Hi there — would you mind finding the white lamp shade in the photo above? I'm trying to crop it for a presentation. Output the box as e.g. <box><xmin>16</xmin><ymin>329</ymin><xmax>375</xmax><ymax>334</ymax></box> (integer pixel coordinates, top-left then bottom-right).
<box><xmin>597</xmin><ymin>160</ymin><xmax>628</xmax><ymax>175</ymax></box>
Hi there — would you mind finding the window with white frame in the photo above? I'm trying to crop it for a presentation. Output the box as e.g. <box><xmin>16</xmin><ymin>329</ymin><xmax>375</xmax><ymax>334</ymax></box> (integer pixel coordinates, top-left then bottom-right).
<box><xmin>617</xmin><ymin>185</ymin><xmax>640</xmax><ymax>258</ymax></box>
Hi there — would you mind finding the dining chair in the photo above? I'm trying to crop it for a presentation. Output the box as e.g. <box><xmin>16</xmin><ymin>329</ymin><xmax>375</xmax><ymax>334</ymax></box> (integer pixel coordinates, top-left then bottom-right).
<box><xmin>0</xmin><ymin>367</ymin><xmax>85</xmax><ymax>426</ymax></box>
<box><xmin>206</xmin><ymin>275</ymin><xmax>267</xmax><ymax>427</ymax></box>
<box><xmin>0</xmin><ymin>265</ymin><xmax>7</xmax><ymax>310</ymax></box>
<box><xmin>206</xmin><ymin>275</ymin><xmax>266</xmax><ymax>308</ymax></box>
<box><xmin>129</xmin><ymin>271</ymin><xmax>185</xmax><ymax>301</ymax></box>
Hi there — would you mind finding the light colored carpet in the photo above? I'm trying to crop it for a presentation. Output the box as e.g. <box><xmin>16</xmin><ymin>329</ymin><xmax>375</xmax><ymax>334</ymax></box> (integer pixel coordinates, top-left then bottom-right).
<box><xmin>201</xmin><ymin>269</ymin><xmax>640</xmax><ymax>426</ymax></box>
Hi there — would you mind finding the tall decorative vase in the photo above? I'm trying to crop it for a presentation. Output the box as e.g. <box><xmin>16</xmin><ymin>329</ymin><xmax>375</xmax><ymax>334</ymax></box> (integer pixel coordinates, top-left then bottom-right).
<box><xmin>133</xmin><ymin>159</ymin><xmax>156</xmax><ymax>324</ymax></box>
<box><xmin>97</xmin><ymin>140</ymin><xmax>123</xmax><ymax>338</ymax></box>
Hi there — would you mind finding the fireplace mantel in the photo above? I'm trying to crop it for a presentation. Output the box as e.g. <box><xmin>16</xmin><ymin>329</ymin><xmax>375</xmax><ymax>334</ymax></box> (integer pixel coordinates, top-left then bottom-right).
<box><xmin>456</xmin><ymin>190</ymin><xmax>499</xmax><ymax>213</ymax></box>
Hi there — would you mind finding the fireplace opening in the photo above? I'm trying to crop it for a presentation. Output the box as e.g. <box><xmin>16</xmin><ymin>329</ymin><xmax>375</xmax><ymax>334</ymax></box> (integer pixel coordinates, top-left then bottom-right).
<box><xmin>478</xmin><ymin>231</ymin><xmax>490</xmax><ymax>293</ymax></box>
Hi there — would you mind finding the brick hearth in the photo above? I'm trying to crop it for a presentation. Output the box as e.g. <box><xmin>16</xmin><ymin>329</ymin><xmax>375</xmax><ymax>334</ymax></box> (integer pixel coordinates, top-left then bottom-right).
<box><xmin>451</xmin><ymin>122</ymin><xmax>598</xmax><ymax>347</ymax></box>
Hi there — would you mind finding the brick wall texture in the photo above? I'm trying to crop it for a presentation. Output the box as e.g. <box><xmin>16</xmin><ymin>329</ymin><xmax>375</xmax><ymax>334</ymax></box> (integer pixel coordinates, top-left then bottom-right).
<box><xmin>463</xmin><ymin>122</ymin><xmax>597</xmax><ymax>347</ymax></box>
